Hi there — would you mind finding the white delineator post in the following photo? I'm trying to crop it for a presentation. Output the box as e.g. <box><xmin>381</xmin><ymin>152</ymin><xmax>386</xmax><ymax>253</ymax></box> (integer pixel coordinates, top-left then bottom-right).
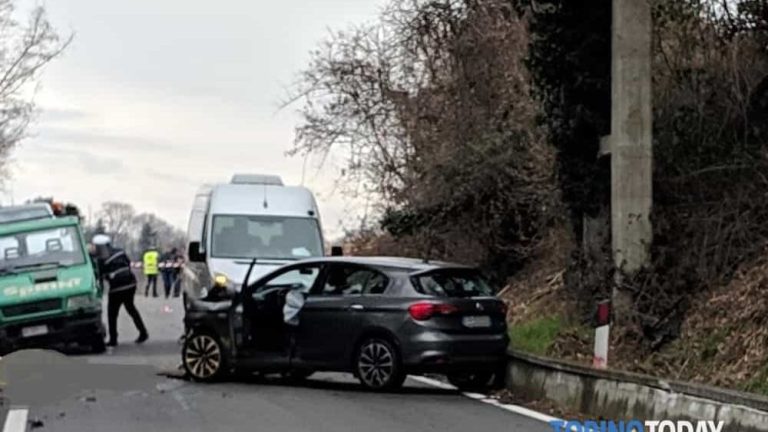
<box><xmin>594</xmin><ymin>326</ymin><xmax>610</xmax><ymax>369</ymax></box>
<box><xmin>593</xmin><ymin>300</ymin><xmax>611</xmax><ymax>369</ymax></box>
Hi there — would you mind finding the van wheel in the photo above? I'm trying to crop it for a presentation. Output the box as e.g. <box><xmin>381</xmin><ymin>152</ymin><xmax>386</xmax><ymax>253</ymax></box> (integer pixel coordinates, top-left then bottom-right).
<box><xmin>183</xmin><ymin>332</ymin><xmax>227</xmax><ymax>382</ymax></box>
<box><xmin>355</xmin><ymin>338</ymin><xmax>405</xmax><ymax>391</ymax></box>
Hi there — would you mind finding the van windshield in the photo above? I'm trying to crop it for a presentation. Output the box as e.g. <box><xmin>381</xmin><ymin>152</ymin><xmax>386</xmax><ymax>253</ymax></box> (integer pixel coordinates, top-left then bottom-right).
<box><xmin>0</xmin><ymin>226</ymin><xmax>86</xmax><ymax>273</ymax></box>
<box><xmin>211</xmin><ymin>215</ymin><xmax>323</xmax><ymax>260</ymax></box>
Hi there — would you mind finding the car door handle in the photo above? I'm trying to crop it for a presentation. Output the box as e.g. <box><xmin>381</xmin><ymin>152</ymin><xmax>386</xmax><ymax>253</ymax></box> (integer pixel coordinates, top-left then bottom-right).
<box><xmin>349</xmin><ymin>304</ymin><xmax>364</xmax><ymax>311</ymax></box>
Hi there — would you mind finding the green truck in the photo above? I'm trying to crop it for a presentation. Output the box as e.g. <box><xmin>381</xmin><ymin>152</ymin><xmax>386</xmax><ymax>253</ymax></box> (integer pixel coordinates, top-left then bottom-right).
<box><xmin>0</xmin><ymin>210</ymin><xmax>105</xmax><ymax>354</ymax></box>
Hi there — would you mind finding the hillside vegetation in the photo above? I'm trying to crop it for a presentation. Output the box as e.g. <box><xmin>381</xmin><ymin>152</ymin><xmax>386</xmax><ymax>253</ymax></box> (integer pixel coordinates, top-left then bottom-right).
<box><xmin>292</xmin><ymin>0</ymin><xmax>768</xmax><ymax>392</ymax></box>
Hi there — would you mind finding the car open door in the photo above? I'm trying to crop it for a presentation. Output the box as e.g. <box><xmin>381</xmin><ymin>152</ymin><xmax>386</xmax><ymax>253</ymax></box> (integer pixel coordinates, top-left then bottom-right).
<box><xmin>240</xmin><ymin>263</ymin><xmax>323</xmax><ymax>367</ymax></box>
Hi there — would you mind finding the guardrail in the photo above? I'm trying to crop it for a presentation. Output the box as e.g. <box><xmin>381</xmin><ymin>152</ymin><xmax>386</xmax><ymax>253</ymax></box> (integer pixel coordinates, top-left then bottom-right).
<box><xmin>505</xmin><ymin>349</ymin><xmax>768</xmax><ymax>432</ymax></box>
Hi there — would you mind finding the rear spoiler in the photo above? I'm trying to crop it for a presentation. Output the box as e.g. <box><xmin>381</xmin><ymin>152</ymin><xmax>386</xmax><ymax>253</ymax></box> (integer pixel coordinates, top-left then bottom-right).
<box><xmin>409</xmin><ymin>265</ymin><xmax>476</xmax><ymax>277</ymax></box>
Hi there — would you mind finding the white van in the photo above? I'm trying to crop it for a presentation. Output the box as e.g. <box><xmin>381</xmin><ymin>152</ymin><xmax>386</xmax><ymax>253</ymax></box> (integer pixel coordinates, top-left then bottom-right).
<box><xmin>183</xmin><ymin>174</ymin><xmax>325</xmax><ymax>299</ymax></box>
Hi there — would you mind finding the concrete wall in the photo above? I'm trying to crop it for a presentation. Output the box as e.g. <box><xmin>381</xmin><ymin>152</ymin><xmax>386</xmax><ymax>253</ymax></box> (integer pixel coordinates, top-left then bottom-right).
<box><xmin>506</xmin><ymin>350</ymin><xmax>768</xmax><ymax>432</ymax></box>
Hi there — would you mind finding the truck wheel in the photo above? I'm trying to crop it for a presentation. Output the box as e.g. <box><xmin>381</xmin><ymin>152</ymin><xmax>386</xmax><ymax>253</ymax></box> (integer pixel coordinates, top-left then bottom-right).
<box><xmin>182</xmin><ymin>332</ymin><xmax>228</xmax><ymax>382</ymax></box>
<box><xmin>90</xmin><ymin>336</ymin><xmax>107</xmax><ymax>354</ymax></box>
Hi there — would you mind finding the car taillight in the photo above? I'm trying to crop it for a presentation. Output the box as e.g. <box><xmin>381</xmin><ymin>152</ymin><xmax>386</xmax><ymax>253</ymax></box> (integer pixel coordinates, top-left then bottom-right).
<box><xmin>408</xmin><ymin>302</ymin><xmax>459</xmax><ymax>321</ymax></box>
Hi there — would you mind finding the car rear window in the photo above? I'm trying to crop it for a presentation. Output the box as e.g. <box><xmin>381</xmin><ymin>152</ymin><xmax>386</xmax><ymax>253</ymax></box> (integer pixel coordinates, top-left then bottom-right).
<box><xmin>412</xmin><ymin>269</ymin><xmax>494</xmax><ymax>298</ymax></box>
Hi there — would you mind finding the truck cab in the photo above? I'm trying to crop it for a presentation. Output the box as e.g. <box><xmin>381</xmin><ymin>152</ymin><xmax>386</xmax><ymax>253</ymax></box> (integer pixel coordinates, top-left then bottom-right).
<box><xmin>0</xmin><ymin>215</ymin><xmax>105</xmax><ymax>354</ymax></box>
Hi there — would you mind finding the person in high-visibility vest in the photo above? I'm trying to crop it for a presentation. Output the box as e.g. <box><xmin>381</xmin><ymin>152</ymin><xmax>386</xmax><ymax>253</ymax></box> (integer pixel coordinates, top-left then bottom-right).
<box><xmin>143</xmin><ymin>247</ymin><xmax>160</xmax><ymax>297</ymax></box>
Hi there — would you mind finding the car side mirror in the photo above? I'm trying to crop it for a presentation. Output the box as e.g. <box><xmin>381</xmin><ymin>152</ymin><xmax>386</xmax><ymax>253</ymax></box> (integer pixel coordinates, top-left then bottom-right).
<box><xmin>188</xmin><ymin>241</ymin><xmax>206</xmax><ymax>263</ymax></box>
<box><xmin>331</xmin><ymin>246</ymin><xmax>343</xmax><ymax>256</ymax></box>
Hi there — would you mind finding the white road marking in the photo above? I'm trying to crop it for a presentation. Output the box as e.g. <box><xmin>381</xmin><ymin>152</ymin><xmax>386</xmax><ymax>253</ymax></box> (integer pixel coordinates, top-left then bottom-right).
<box><xmin>172</xmin><ymin>390</ymin><xmax>191</xmax><ymax>412</ymax></box>
<box><xmin>3</xmin><ymin>408</ymin><xmax>29</xmax><ymax>432</ymax></box>
<box><xmin>409</xmin><ymin>375</ymin><xmax>563</xmax><ymax>425</ymax></box>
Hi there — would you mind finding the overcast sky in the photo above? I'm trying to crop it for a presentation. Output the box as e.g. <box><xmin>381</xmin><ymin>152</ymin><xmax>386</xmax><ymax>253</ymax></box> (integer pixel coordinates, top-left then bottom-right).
<box><xmin>5</xmin><ymin>0</ymin><xmax>383</xmax><ymax>238</ymax></box>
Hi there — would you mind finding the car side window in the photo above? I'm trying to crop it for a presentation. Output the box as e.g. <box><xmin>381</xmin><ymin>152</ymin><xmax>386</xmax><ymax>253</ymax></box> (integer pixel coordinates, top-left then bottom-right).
<box><xmin>363</xmin><ymin>271</ymin><xmax>389</xmax><ymax>295</ymax></box>
<box><xmin>316</xmin><ymin>265</ymin><xmax>388</xmax><ymax>296</ymax></box>
<box><xmin>255</xmin><ymin>265</ymin><xmax>320</xmax><ymax>294</ymax></box>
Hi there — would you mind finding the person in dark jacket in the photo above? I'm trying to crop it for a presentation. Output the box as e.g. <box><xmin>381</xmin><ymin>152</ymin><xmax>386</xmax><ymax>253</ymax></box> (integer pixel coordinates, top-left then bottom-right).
<box><xmin>92</xmin><ymin>234</ymin><xmax>148</xmax><ymax>346</ymax></box>
<box><xmin>171</xmin><ymin>248</ymin><xmax>184</xmax><ymax>298</ymax></box>
<box><xmin>160</xmin><ymin>248</ymin><xmax>175</xmax><ymax>299</ymax></box>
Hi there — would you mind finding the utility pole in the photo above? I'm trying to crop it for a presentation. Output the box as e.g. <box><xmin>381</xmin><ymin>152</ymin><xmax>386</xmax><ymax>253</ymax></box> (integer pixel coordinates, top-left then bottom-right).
<box><xmin>594</xmin><ymin>0</ymin><xmax>653</xmax><ymax>369</ymax></box>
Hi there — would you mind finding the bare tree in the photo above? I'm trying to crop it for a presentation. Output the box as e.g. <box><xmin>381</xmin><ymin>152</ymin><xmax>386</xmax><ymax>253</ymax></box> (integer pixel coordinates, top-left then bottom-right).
<box><xmin>97</xmin><ymin>202</ymin><xmax>136</xmax><ymax>249</ymax></box>
<box><xmin>289</xmin><ymin>0</ymin><xmax>557</xmax><ymax>280</ymax></box>
<box><xmin>0</xmin><ymin>1</ymin><xmax>72</xmax><ymax>176</ymax></box>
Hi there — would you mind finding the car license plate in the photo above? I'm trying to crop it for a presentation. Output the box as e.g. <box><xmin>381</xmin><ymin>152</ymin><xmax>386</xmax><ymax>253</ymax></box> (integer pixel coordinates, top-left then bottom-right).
<box><xmin>462</xmin><ymin>315</ymin><xmax>491</xmax><ymax>328</ymax></box>
<box><xmin>21</xmin><ymin>325</ymin><xmax>48</xmax><ymax>338</ymax></box>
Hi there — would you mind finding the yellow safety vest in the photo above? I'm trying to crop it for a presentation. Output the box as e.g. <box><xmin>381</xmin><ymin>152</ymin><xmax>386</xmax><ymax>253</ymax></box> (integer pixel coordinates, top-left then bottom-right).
<box><xmin>143</xmin><ymin>250</ymin><xmax>159</xmax><ymax>275</ymax></box>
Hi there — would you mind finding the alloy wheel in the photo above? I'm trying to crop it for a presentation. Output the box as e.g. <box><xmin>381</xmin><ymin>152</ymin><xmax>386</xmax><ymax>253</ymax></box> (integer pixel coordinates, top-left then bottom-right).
<box><xmin>184</xmin><ymin>334</ymin><xmax>223</xmax><ymax>381</ymax></box>
<box><xmin>357</xmin><ymin>340</ymin><xmax>396</xmax><ymax>389</ymax></box>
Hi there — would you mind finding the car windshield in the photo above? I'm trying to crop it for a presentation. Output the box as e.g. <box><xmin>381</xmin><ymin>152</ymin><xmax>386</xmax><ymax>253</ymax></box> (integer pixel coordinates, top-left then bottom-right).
<box><xmin>0</xmin><ymin>226</ymin><xmax>86</xmax><ymax>272</ymax></box>
<box><xmin>413</xmin><ymin>269</ymin><xmax>494</xmax><ymax>298</ymax></box>
<box><xmin>211</xmin><ymin>215</ymin><xmax>323</xmax><ymax>260</ymax></box>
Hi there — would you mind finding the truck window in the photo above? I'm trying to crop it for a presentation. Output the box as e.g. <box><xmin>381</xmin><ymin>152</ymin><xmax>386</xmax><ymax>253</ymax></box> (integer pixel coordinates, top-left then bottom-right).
<box><xmin>211</xmin><ymin>215</ymin><xmax>323</xmax><ymax>260</ymax></box>
<box><xmin>0</xmin><ymin>226</ymin><xmax>86</xmax><ymax>270</ymax></box>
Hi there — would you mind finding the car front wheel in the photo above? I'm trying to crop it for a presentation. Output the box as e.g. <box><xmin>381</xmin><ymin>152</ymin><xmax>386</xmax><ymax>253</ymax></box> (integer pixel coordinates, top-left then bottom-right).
<box><xmin>355</xmin><ymin>338</ymin><xmax>405</xmax><ymax>391</ymax></box>
<box><xmin>182</xmin><ymin>332</ymin><xmax>227</xmax><ymax>382</ymax></box>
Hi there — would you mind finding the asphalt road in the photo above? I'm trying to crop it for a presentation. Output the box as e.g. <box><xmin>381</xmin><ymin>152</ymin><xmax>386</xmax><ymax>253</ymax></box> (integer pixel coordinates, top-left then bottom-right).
<box><xmin>1</xmin><ymin>295</ymin><xmax>552</xmax><ymax>432</ymax></box>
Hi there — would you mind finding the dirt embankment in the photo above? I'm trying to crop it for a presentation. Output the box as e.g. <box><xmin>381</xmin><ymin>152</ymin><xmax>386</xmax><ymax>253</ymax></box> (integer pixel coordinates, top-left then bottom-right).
<box><xmin>502</xmin><ymin>237</ymin><xmax>768</xmax><ymax>394</ymax></box>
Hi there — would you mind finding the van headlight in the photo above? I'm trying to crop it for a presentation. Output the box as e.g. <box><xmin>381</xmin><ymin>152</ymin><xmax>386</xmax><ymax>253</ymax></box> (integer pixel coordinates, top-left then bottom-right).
<box><xmin>212</xmin><ymin>273</ymin><xmax>237</xmax><ymax>292</ymax></box>
<box><xmin>213</xmin><ymin>273</ymin><xmax>229</xmax><ymax>289</ymax></box>
<box><xmin>67</xmin><ymin>294</ymin><xmax>96</xmax><ymax>310</ymax></box>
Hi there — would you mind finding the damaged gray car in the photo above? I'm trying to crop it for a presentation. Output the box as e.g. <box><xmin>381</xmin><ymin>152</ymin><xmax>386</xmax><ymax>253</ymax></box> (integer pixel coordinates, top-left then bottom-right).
<box><xmin>182</xmin><ymin>256</ymin><xmax>509</xmax><ymax>391</ymax></box>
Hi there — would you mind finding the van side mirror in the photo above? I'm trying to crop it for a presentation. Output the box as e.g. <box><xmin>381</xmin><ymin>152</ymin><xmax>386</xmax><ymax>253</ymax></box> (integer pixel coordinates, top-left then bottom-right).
<box><xmin>331</xmin><ymin>246</ymin><xmax>343</xmax><ymax>257</ymax></box>
<box><xmin>188</xmin><ymin>241</ymin><xmax>206</xmax><ymax>263</ymax></box>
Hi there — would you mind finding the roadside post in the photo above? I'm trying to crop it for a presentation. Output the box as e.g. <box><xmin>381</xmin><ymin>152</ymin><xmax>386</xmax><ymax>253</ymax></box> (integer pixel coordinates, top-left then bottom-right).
<box><xmin>593</xmin><ymin>300</ymin><xmax>611</xmax><ymax>369</ymax></box>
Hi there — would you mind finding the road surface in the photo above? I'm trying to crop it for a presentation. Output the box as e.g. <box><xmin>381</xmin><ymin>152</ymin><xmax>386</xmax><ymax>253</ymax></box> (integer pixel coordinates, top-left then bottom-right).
<box><xmin>0</xmin><ymin>295</ymin><xmax>552</xmax><ymax>432</ymax></box>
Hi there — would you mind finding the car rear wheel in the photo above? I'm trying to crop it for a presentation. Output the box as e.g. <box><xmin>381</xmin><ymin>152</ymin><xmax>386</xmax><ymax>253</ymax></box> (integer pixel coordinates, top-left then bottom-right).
<box><xmin>183</xmin><ymin>332</ymin><xmax>227</xmax><ymax>382</ymax></box>
<box><xmin>356</xmin><ymin>338</ymin><xmax>405</xmax><ymax>391</ymax></box>
<box><xmin>447</xmin><ymin>371</ymin><xmax>494</xmax><ymax>391</ymax></box>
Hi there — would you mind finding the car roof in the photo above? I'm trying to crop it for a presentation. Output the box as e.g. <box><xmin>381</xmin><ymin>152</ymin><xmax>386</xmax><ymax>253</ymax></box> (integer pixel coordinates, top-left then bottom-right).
<box><xmin>294</xmin><ymin>256</ymin><xmax>474</xmax><ymax>273</ymax></box>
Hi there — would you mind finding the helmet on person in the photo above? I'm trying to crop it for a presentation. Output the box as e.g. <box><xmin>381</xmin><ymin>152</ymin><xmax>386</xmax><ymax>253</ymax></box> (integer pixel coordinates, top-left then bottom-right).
<box><xmin>92</xmin><ymin>234</ymin><xmax>112</xmax><ymax>246</ymax></box>
<box><xmin>92</xmin><ymin>234</ymin><xmax>112</xmax><ymax>259</ymax></box>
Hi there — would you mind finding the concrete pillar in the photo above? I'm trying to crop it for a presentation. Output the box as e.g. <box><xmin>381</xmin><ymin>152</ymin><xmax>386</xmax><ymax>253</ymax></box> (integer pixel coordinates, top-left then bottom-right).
<box><xmin>611</xmin><ymin>0</ymin><xmax>653</xmax><ymax>278</ymax></box>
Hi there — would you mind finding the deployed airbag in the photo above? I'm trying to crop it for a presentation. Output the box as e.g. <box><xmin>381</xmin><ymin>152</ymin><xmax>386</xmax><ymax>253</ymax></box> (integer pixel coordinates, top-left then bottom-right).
<box><xmin>283</xmin><ymin>290</ymin><xmax>305</xmax><ymax>326</ymax></box>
